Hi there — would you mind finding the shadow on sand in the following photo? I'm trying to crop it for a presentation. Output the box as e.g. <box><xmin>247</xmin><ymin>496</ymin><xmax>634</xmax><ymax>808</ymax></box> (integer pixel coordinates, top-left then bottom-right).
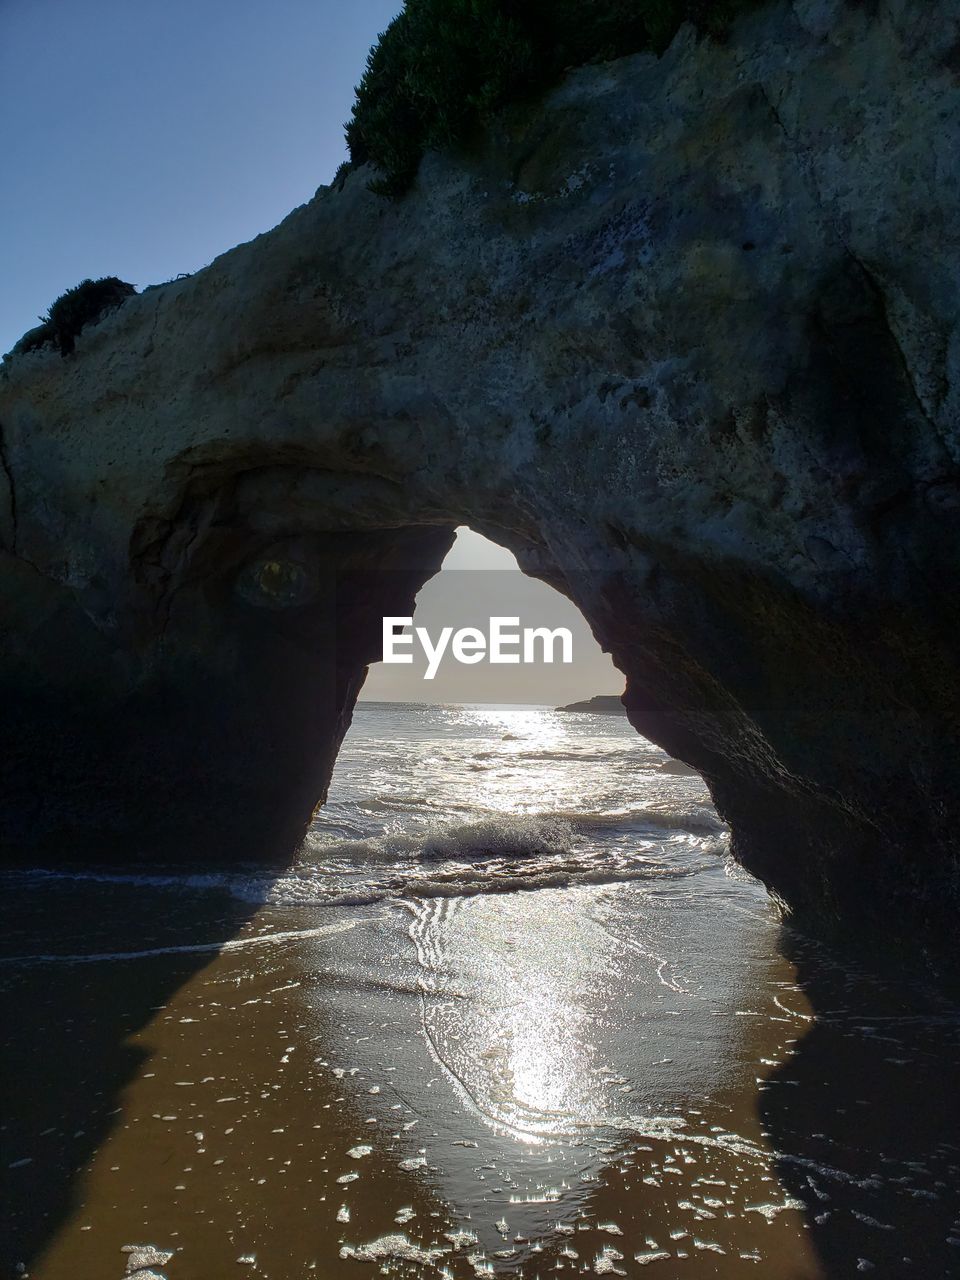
<box><xmin>0</xmin><ymin>868</ymin><xmax>265</xmax><ymax>1274</ymax></box>
<box><xmin>3</xmin><ymin>867</ymin><xmax>960</xmax><ymax>1277</ymax></box>
<box><xmin>762</xmin><ymin>928</ymin><xmax>960</xmax><ymax>1276</ymax></box>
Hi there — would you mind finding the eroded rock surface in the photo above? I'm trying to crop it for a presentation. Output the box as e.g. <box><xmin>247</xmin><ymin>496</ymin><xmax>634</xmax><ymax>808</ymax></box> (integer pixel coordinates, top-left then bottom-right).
<box><xmin>2</xmin><ymin>0</ymin><xmax>959</xmax><ymax>932</ymax></box>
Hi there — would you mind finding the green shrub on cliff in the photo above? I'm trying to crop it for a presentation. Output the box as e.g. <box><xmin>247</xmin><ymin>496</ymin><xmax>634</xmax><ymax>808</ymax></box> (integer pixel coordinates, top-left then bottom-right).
<box><xmin>345</xmin><ymin>0</ymin><xmax>756</xmax><ymax>195</ymax></box>
<box><xmin>12</xmin><ymin>276</ymin><xmax>136</xmax><ymax>358</ymax></box>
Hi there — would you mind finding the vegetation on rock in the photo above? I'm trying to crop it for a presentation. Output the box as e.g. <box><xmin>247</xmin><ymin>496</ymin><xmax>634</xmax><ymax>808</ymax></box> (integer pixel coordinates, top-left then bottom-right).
<box><xmin>11</xmin><ymin>277</ymin><xmax>136</xmax><ymax>358</ymax></box>
<box><xmin>345</xmin><ymin>0</ymin><xmax>757</xmax><ymax>195</ymax></box>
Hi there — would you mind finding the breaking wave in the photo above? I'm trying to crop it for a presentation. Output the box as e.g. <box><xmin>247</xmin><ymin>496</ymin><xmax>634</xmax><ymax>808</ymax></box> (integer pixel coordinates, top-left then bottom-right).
<box><xmin>4</xmin><ymin>801</ymin><xmax>725</xmax><ymax>916</ymax></box>
<box><xmin>2</xmin><ymin>704</ymin><xmax>732</xmax><ymax>958</ymax></box>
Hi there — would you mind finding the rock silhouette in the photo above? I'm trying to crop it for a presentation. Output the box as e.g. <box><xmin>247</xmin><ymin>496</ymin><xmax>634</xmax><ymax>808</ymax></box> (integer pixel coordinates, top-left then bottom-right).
<box><xmin>2</xmin><ymin>2</ymin><xmax>959</xmax><ymax>937</ymax></box>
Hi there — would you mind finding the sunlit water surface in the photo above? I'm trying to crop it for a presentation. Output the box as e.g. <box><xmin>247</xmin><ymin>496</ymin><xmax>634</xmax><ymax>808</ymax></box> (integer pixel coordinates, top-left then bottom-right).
<box><xmin>3</xmin><ymin>703</ymin><xmax>960</xmax><ymax>1278</ymax></box>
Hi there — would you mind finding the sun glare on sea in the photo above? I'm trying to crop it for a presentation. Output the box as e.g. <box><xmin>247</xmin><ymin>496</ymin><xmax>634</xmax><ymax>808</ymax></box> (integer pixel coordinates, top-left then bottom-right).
<box><xmin>449</xmin><ymin>705</ymin><xmax>582</xmax><ymax>816</ymax></box>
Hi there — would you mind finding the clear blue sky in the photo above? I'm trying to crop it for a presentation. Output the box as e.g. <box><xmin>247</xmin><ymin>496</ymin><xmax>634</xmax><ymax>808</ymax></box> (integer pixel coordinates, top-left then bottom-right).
<box><xmin>0</xmin><ymin>0</ymin><xmax>401</xmax><ymax>355</ymax></box>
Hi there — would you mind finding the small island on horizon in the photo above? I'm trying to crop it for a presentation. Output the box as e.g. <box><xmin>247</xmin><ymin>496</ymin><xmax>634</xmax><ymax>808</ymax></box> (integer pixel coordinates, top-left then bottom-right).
<box><xmin>555</xmin><ymin>694</ymin><xmax>627</xmax><ymax>715</ymax></box>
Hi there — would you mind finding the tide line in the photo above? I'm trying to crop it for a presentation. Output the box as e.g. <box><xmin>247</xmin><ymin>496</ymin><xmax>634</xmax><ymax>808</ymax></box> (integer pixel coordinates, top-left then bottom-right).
<box><xmin>0</xmin><ymin>919</ymin><xmax>358</xmax><ymax>966</ymax></box>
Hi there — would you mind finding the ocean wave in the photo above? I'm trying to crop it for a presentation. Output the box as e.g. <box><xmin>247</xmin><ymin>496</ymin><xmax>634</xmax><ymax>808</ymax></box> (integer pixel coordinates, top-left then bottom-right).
<box><xmin>298</xmin><ymin>814</ymin><xmax>581</xmax><ymax>866</ymax></box>
<box><xmin>548</xmin><ymin>805</ymin><xmax>724</xmax><ymax>837</ymax></box>
<box><xmin>472</xmin><ymin>748</ymin><xmax>640</xmax><ymax>764</ymax></box>
<box><xmin>245</xmin><ymin>854</ymin><xmax>696</xmax><ymax>909</ymax></box>
<box><xmin>3</xmin><ymin>805</ymin><xmax>723</xmax><ymax>912</ymax></box>
<box><xmin>304</xmin><ymin>806</ymin><xmax>724</xmax><ymax>861</ymax></box>
<box><xmin>4</xmin><ymin>849</ymin><xmax>700</xmax><ymax>921</ymax></box>
<box><xmin>350</xmin><ymin>796</ymin><xmax>432</xmax><ymax>812</ymax></box>
<box><xmin>419</xmin><ymin>814</ymin><xmax>576</xmax><ymax>860</ymax></box>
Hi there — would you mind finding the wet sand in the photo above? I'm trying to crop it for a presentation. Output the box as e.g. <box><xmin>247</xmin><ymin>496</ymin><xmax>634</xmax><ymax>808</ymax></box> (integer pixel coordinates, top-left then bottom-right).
<box><xmin>4</xmin><ymin>871</ymin><xmax>960</xmax><ymax>1278</ymax></box>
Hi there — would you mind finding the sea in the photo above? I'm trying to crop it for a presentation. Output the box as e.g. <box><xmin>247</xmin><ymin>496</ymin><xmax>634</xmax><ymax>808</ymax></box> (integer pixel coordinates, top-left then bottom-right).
<box><xmin>2</xmin><ymin>701</ymin><xmax>960</xmax><ymax>1278</ymax></box>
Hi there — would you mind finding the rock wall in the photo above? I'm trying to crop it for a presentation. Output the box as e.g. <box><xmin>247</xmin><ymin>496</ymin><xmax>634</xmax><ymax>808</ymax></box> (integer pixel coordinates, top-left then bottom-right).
<box><xmin>2</xmin><ymin>0</ymin><xmax>959</xmax><ymax>933</ymax></box>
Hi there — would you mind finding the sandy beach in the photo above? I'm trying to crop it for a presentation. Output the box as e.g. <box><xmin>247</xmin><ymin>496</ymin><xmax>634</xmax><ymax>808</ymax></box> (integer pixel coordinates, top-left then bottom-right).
<box><xmin>4</xmin><ymin>706</ymin><xmax>960</xmax><ymax>1278</ymax></box>
<box><xmin>4</xmin><ymin>876</ymin><xmax>960</xmax><ymax>1276</ymax></box>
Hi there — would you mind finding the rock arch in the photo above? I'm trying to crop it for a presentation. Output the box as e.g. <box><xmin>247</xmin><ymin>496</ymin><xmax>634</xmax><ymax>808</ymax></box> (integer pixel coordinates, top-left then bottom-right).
<box><xmin>2</xmin><ymin>2</ymin><xmax>959</xmax><ymax>934</ymax></box>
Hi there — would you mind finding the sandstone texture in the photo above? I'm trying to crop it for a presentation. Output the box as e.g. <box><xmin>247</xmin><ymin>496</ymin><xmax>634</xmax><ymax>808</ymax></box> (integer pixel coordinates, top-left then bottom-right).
<box><xmin>2</xmin><ymin>0</ymin><xmax>959</xmax><ymax>933</ymax></box>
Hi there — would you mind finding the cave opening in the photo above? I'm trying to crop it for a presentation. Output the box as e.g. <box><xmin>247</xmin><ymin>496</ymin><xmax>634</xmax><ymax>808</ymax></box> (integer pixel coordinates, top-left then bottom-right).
<box><xmin>298</xmin><ymin>522</ymin><xmax>641</xmax><ymax>885</ymax></box>
<box><xmin>293</xmin><ymin>522</ymin><xmax>726</xmax><ymax>953</ymax></box>
<box><xmin>358</xmin><ymin>525</ymin><xmax>621</xmax><ymax>707</ymax></box>
<box><xmin>236</xmin><ymin>533</ymin><xmax>817</xmax><ymax>1263</ymax></box>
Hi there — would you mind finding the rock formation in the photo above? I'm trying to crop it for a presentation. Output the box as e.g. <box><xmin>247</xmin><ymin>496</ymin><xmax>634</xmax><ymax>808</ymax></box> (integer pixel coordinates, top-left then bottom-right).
<box><xmin>2</xmin><ymin>0</ymin><xmax>959</xmax><ymax>934</ymax></box>
<box><xmin>556</xmin><ymin>696</ymin><xmax>627</xmax><ymax>715</ymax></box>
